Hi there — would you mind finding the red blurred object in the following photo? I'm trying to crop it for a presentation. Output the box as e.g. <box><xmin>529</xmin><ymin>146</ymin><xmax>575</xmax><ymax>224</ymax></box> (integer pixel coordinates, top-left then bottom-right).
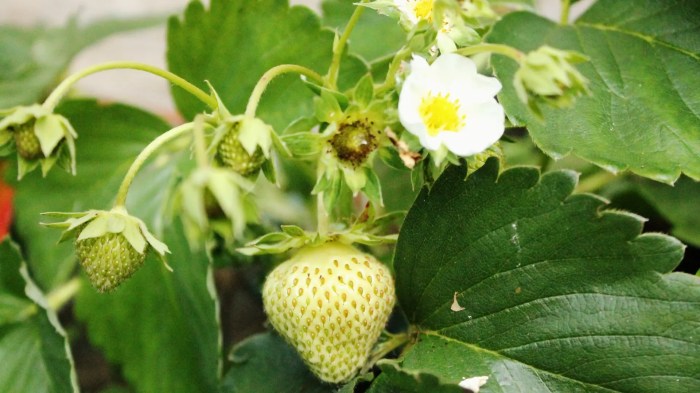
<box><xmin>0</xmin><ymin>171</ymin><xmax>13</xmax><ymax>241</ymax></box>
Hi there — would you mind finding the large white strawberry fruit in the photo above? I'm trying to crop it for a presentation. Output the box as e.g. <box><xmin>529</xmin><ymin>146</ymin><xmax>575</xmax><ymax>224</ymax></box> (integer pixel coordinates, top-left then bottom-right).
<box><xmin>262</xmin><ymin>242</ymin><xmax>396</xmax><ymax>383</ymax></box>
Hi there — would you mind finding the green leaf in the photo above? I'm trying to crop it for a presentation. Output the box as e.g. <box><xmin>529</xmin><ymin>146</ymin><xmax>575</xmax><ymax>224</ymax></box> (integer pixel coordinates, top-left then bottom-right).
<box><xmin>74</xmin><ymin>222</ymin><xmax>220</xmax><ymax>393</ymax></box>
<box><xmin>0</xmin><ymin>239</ymin><xmax>79</xmax><ymax>393</ymax></box>
<box><xmin>322</xmin><ymin>0</ymin><xmax>406</xmax><ymax>62</ymax></box>
<box><xmin>0</xmin><ymin>16</ymin><xmax>164</xmax><ymax>108</ymax></box>
<box><xmin>636</xmin><ymin>176</ymin><xmax>700</xmax><ymax>247</ymax></box>
<box><xmin>167</xmin><ymin>0</ymin><xmax>367</xmax><ymax>130</ymax></box>
<box><xmin>393</xmin><ymin>158</ymin><xmax>700</xmax><ymax>392</ymax></box>
<box><xmin>11</xmin><ymin>100</ymin><xmax>174</xmax><ymax>290</ymax></box>
<box><xmin>220</xmin><ymin>332</ymin><xmax>331</xmax><ymax>393</ymax></box>
<box><xmin>488</xmin><ymin>1</ymin><xmax>700</xmax><ymax>183</ymax></box>
<box><xmin>367</xmin><ymin>362</ymin><xmax>464</xmax><ymax>393</ymax></box>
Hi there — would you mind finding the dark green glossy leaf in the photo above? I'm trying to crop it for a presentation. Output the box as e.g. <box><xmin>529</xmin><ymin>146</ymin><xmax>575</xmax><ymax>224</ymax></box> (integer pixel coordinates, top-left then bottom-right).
<box><xmin>322</xmin><ymin>0</ymin><xmax>406</xmax><ymax>62</ymax></box>
<box><xmin>488</xmin><ymin>0</ymin><xmax>700</xmax><ymax>183</ymax></box>
<box><xmin>0</xmin><ymin>239</ymin><xmax>78</xmax><ymax>393</ymax></box>
<box><xmin>367</xmin><ymin>362</ymin><xmax>463</xmax><ymax>393</ymax></box>
<box><xmin>220</xmin><ymin>332</ymin><xmax>332</xmax><ymax>393</ymax></box>
<box><xmin>167</xmin><ymin>0</ymin><xmax>367</xmax><ymax>130</ymax></box>
<box><xmin>393</xmin><ymin>158</ymin><xmax>700</xmax><ymax>392</ymax></box>
<box><xmin>74</xmin><ymin>222</ymin><xmax>220</xmax><ymax>393</ymax></box>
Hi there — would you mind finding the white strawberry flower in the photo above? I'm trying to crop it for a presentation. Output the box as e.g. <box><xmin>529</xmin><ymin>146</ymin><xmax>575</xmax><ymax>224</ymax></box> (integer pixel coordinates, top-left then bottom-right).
<box><xmin>398</xmin><ymin>54</ymin><xmax>504</xmax><ymax>158</ymax></box>
<box><xmin>393</xmin><ymin>0</ymin><xmax>434</xmax><ymax>25</ymax></box>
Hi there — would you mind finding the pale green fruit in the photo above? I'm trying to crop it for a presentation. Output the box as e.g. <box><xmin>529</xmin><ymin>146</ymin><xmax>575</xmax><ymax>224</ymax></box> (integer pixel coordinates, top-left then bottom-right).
<box><xmin>75</xmin><ymin>230</ymin><xmax>147</xmax><ymax>292</ymax></box>
<box><xmin>262</xmin><ymin>242</ymin><xmax>396</xmax><ymax>383</ymax></box>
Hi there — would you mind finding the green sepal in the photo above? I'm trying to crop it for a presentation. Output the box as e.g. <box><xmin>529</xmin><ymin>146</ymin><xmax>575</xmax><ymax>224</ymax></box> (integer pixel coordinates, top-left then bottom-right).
<box><xmin>173</xmin><ymin>166</ymin><xmax>254</xmax><ymax>246</ymax></box>
<box><xmin>313</xmin><ymin>90</ymin><xmax>345</xmax><ymax>124</ymax></box>
<box><xmin>353</xmin><ymin>74</ymin><xmax>374</xmax><ymax>108</ymax></box>
<box><xmin>281</xmin><ymin>132</ymin><xmax>323</xmax><ymax>158</ymax></box>
<box><xmin>0</xmin><ymin>104</ymin><xmax>79</xmax><ymax>179</ymax></box>
<box><xmin>41</xmin><ymin>207</ymin><xmax>170</xmax><ymax>257</ymax></box>
<box><xmin>362</xmin><ymin>166</ymin><xmax>383</xmax><ymax>207</ymax></box>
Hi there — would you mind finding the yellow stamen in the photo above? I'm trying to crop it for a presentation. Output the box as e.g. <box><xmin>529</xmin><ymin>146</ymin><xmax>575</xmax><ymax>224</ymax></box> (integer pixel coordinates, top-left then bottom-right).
<box><xmin>413</xmin><ymin>0</ymin><xmax>434</xmax><ymax>21</ymax></box>
<box><xmin>419</xmin><ymin>92</ymin><xmax>465</xmax><ymax>136</ymax></box>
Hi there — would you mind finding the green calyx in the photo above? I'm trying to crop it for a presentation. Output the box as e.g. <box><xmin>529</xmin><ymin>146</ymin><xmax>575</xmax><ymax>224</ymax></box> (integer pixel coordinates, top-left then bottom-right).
<box><xmin>42</xmin><ymin>207</ymin><xmax>171</xmax><ymax>292</ymax></box>
<box><xmin>0</xmin><ymin>104</ymin><xmax>78</xmax><ymax>179</ymax></box>
<box><xmin>514</xmin><ymin>45</ymin><xmax>590</xmax><ymax>115</ymax></box>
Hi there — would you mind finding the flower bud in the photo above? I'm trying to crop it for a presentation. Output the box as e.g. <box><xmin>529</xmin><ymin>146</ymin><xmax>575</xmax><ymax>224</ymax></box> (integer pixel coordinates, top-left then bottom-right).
<box><xmin>514</xmin><ymin>45</ymin><xmax>590</xmax><ymax>114</ymax></box>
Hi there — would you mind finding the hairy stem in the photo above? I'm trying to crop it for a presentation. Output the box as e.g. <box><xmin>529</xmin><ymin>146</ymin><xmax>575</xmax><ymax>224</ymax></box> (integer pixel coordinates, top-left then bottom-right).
<box><xmin>362</xmin><ymin>332</ymin><xmax>410</xmax><ymax>373</ymax></box>
<box><xmin>114</xmin><ymin>122</ymin><xmax>195</xmax><ymax>208</ymax></box>
<box><xmin>560</xmin><ymin>0</ymin><xmax>571</xmax><ymax>25</ymax></box>
<box><xmin>193</xmin><ymin>115</ymin><xmax>209</xmax><ymax>168</ymax></box>
<box><xmin>326</xmin><ymin>0</ymin><xmax>368</xmax><ymax>89</ymax></box>
<box><xmin>245</xmin><ymin>64</ymin><xmax>324</xmax><ymax>118</ymax></box>
<box><xmin>576</xmin><ymin>170</ymin><xmax>618</xmax><ymax>194</ymax></box>
<box><xmin>375</xmin><ymin>46</ymin><xmax>412</xmax><ymax>95</ymax></box>
<box><xmin>47</xmin><ymin>277</ymin><xmax>82</xmax><ymax>311</ymax></box>
<box><xmin>42</xmin><ymin>61</ymin><xmax>217</xmax><ymax>111</ymax></box>
<box><xmin>456</xmin><ymin>43</ymin><xmax>525</xmax><ymax>62</ymax></box>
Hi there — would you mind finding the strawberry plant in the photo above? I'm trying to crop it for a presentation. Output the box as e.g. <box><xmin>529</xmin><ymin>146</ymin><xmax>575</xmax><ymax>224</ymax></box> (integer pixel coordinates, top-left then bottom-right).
<box><xmin>1</xmin><ymin>0</ymin><xmax>699</xmax><ymax>392</ymax></box>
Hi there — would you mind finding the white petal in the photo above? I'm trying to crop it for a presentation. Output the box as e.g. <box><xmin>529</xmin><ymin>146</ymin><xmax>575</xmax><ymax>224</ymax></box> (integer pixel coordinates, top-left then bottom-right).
<box><xmin>442</xmin><ymin>101</ymin><xmax>504</xmax><ymax>156</ymax></box>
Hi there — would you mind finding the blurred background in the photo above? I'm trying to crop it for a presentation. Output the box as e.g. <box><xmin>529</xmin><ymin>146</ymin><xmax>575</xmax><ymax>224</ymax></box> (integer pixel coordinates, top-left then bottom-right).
<box><xmin>1</xmin><ymin>0</ymin><xmax>593</xmax><ymax>118</ymax></box>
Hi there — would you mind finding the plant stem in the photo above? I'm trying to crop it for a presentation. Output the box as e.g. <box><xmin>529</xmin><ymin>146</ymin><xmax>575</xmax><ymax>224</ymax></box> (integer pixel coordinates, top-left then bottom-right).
<box><xmin>114</xmin><ymin>122</ymin><xmax>195</xmax><ymax>208</ymax></box>
<box><xmin>326</xmin><ymin>0</ymin><xmax>368</xmax><ymax>89</ymax></box>
<box><xmin>560</xmin><ymin>0</ymin><xmax>571</xmax><ymax>25</ymax></box>
<box><xmin>316</xmin><ymin>166</ymin><xmax>330</xmax><ymax>235</ymax></box>
<box><xmin>42</xmin><ymin>61</ymin><xmax>217</xmax><ymax>111</ymax></box>
<box><xmin>193</xmin><ymin>115</ymin><xmax>209</xmax><ymax>168</ymax></box>
<box><xmin>576</xmin><ymin>170</ymin><xmax>618</xmax><ymax>194</ymax></box>
<box><xmin>375</xmin><ymin>46</ymin><xmax>412</xmax><ymax>96</ymax></box>
<box><xmin>456</xmin><ymin>43</ymin><xmax>525</xmax><ymax>62</ymax></box>
<box><xmin>245</xmin><ymin>64</ymin><xmax>324</xmax><ymax>118</ymax></box>
<box><xmin>47</xmin><ymin>277</ymin><xmax>82</xmax><ymax>311</ymax></box>
<box><xmin>362</xmin><ymin>332</ymin><xmax>409</xmax><ymax>373</ymax></box>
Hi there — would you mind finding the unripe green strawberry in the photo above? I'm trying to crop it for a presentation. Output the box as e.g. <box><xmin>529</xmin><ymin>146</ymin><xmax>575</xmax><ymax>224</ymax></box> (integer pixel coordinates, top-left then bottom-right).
<box><xmin>13</xmin><ymin>120</ymin><xmax>43</xmax><ymax>160</ymax></box>
<box><xmin>262</xmin><ymin>242</ymin><xmax>395</xmax><ymax>383</ymax></box>
<box><xmin>215</xmin><ymin>125</ymin><xmax>265</xmax><ymax>176</ymax></box>
<box><xmin>75</xmin><ymin>227</ymin><xmax>147</xmax><ymax>292</ymax></box>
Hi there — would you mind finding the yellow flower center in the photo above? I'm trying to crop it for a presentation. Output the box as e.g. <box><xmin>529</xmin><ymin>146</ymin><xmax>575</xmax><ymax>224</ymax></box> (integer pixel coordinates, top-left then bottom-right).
<box><xmin>412</xmin><ymin>0</ymin><xmax>434</xmax><ymax>21</ymax></box>
<box><xmin>418</xmin><ymin>92</ymin><xmax>465</xmax><ymax>136</ymax></box>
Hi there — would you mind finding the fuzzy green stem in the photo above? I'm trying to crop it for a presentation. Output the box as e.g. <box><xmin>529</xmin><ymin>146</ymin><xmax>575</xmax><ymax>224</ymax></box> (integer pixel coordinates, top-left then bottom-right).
<box><xmin>193</xmin><ymin>115</ymin><xmax>209</xmax><ymax>168</ymax></box>
<box><xmin>362</xmin><ymin>332</ymin><xmax>410</xmax><ymax>373</ymax></box>
<box><xmin>114</xmin><ymin>122</ymin><xmax>195</xmax><ymax>208</ymax></box>
<box><xmin>560</xmin><ymin>0</ymin><xmax>571</xmax><ymax>25</ymax></box>
<box><xmin>576</xmin><ymin>170</ymin><xmax>618</xmax><ymax>194</ymax></box>
<box><xmin>42</xmin><ymin>61</ymin><xmax>217</xmax><ymax>111</ymax></box>
<box><xmin>456</xmin><ymin>43</ymin><xmax>525</xmax><ymax>62</ymax></box>
<box><xmin>316</xmin><ymin>166</ymin><xmax>330</xmax><ymax>236</ymax></box>
<box><xmin>47</xmin><ymin>277</ymin><xmax>82</xmax><ymax>311</ymax></box>
<box><xmin>245</xmin><ymin>64</ymin><xmax>324</xmax><ymax>118</ymax></box>
<box><xmin>326</xmin><ymin>0</ymin><xmax>368</xmax><ymax>89</ymax></box>
<box><xmin>375</xmin><ymin>46</ymin><xmax>412</xmax><ymax>95</ymax></box>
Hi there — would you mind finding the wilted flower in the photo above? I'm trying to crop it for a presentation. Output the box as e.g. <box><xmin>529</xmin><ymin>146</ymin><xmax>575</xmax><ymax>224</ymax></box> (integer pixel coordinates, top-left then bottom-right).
<box><xmin>0</xmin><ymin>104</ymin><xmax>77</xmax><ymax>179</ymax></box>
<box><xmin>174</xmin><ymin>166</ymin><xmax>254</xmax><ymax>244</ymax></box>
<box><xmin>398</xmin><ymin>54</ymin><xmax>504</xmax><ymax>160</ymax></box>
